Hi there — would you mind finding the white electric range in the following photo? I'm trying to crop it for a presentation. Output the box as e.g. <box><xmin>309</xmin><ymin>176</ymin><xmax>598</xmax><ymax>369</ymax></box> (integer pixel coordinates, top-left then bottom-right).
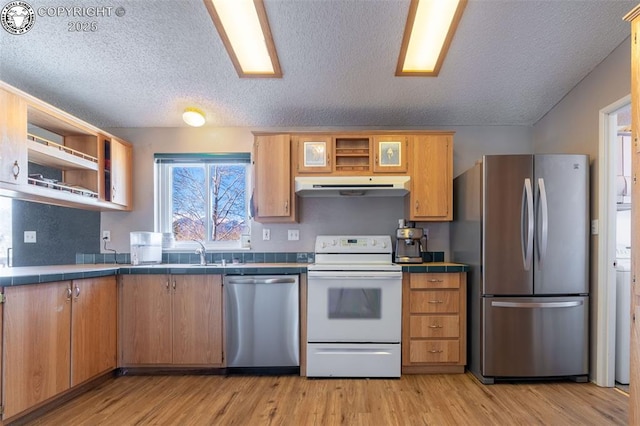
<box><xmin>306</xmin><ymin>235</ymin><xmax>402</xmax><ymax>378</ymax></box>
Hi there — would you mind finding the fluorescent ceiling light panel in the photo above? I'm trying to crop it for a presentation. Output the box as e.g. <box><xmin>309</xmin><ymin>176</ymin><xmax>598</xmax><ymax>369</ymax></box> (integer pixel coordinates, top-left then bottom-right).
<box><xmin>397</xmin><ymin>0</ymin><xmax>467</xmax><ymax>76</ymax></box>
<box><xmin>205</xmin><ymin>0</ymin><xmax>282</xmax><ymax>78</ymax></box>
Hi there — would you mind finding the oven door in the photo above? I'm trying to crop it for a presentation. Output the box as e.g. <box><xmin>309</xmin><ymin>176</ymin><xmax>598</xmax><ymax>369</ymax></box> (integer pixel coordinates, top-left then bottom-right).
<box><xmin>307</xmin><ymin>270</ymin><xmax>402</xmax><ymax>343</ymax></box>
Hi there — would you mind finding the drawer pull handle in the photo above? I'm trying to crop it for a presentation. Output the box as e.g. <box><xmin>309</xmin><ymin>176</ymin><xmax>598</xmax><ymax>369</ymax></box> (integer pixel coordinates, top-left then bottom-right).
<box><xmin>428</xmin><ymin>279</ymin><xmax>444</xmax><ymax>282</ymax></box>
<box><xmin>428</xmin><ymin>300</ymin><xmax>444</xmax><ymax>304</ymax></box>
<box><xmin>429</xmin><ymin>350</ymin><xmax>443</xmax><ymax>353</ymax></box>
<box><xmin>428</xmin><ymin>324</ymin><xmax>443</xmax><ymax>328</ymax></box>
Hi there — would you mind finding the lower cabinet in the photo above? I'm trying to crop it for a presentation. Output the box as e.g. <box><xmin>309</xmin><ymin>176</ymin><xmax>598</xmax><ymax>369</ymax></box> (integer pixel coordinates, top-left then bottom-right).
<box><xmin>402</xmin><ymin>272</ymin><xmax>467</xmax><ymax>374</ymax></box>
<box><xmin>2</xmin><ymin>277</ymin><xmax>117</xmax><ymax>421</ymax></box>
<box><xmin>119</xmin><ymin>274</ymin><xmax>223</xmax><ymax>366</ymax></box>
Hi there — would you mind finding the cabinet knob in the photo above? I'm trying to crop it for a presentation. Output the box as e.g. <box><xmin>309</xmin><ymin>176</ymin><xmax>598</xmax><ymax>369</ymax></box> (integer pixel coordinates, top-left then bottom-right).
<box><xmin>74</xmin><ymin>285</ymin><xmax>80</xmax><ymax>300</ymax></box>
<box><xmin>428</xmin><ymin>324</ymin><xmax>443</xmax><ymax>328</ymax></box>
<box><xmin>12</xmin><ymin>161</ymin><xmax>20</xmax><ymax>180</ymax></box>
<box><xmin>428</xmin><ymin>279</ymin><xmax>444</xmax><ymax>283</ymax></box>
<box><xmin>66</xmin><ymin>286</ymin><xmax>72</xmax><ymax>302</ymax></box>
<box><xmin>284</xmin><ymin>200</ymin><xmax>288</xmax><ymax>213</ymax></box>
<box><xmin>428</xmin><ymin>349</ymin><xmax>444</xmax><ymax>354</ymax></box>
<box><xmin>415</xmin><ymin>200</ymin><xmax>419</xmax><ymax>211</ymax></box>
<box><xmin>428</xmin><ymin>300</ymin><xmax>444</xmax><ymax>304</ymax></box>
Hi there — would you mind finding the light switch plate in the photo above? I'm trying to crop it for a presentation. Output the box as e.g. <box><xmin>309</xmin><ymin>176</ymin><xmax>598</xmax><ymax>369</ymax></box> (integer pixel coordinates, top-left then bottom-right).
<box><xmin>591</xmin><ymin>219</ymin><xmax>599</xmax><ymax>235</ymax></box>
<box><xmin>262</xmin><ymin>228</ymin><xmax>271</xmax><ymax>240</ymax></box>
<box><xmin>24</xmin><ymin>231</ymin><xmax>36</xmax><ymax>243</ymax></box>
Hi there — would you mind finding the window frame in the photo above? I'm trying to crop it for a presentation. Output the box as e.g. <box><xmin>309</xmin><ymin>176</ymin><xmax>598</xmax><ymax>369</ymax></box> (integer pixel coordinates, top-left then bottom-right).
<box><xmin>154</xmin><ymin>153</ymin><xmax>251</xmax><ymax>251</ymax></box>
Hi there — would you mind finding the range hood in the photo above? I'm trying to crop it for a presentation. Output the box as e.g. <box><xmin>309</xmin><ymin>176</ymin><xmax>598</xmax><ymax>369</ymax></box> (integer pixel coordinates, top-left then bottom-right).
<box><xmin>294</xmin><ymin>176</ymin><xmax>410</xmax><ymax>197</ymax></box>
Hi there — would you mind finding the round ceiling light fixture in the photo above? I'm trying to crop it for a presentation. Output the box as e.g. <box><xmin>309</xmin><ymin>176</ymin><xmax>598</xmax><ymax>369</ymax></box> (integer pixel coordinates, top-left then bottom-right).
<box><xmin>182</xmin><ymin>107</ymin><xmax>206</xmax><ymax>127</ymax></box>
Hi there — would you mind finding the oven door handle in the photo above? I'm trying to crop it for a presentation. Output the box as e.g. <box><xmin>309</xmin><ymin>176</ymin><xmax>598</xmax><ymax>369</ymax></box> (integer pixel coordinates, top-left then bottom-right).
<box><xmin>308</xmin><ymin>272</ymin><xmax>402</xmax><ymax>280</ymax></box>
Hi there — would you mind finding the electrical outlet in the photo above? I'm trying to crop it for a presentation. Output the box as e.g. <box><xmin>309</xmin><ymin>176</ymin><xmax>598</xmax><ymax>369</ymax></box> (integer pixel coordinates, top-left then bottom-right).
<box><xmin>591</xmin><ymin>219</ymin><xmax>599</xmax><ymax>235</ymax></box>
<box><xmin>287</xmin><ymin>229</ymin><xmax>299</xmax><ymax>241</ymax></box>
<box><xmin>423</xmin><ymin>228</ymin><xmax>429</xmax><ymax>240</ymax></box>
<box><xmin>102</xmin><ymin>230</ymin><xmax>111</xmax><ymax>242</ymax></box>
<box><xmin>262</xmin><ymin>228</ymin><xmax>271</xmax><ymax>241</ymax></box>
<box><xmin>24</xmin><ymin>231</ymin><xmax>36</xmax><ymax>243</ymax></box>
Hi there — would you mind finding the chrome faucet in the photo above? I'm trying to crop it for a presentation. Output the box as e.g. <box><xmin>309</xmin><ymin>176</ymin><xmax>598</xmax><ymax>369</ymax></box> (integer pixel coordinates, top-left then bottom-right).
<box><xmin>193</xmin><ymin>240</ymin><xmax>207</xmax><ymax>265</ymax></box>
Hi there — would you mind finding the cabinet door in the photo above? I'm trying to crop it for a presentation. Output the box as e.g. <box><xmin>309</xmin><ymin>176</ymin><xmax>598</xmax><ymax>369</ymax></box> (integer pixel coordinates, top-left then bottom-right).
<box><xmin>409</xmin><ymin>134</ymin><xmax>453</xmax><ymax>221</ymax></box>
<box><xmin>172</xmin><ymin>275</ymin><xmax>223</xmax><ymax>365</ymax></box>
<box><xmin>3</xmin><ymin>282</ymin><xmax>71</xmax><ymax>420</ymax></box>
<box><xmin>71</xmin><ymin>277</ymin><xmax>117</xmax><ymax>386</ymax></box>
<box><xmin>0</xmin><ymin>88</ymin><xmax>27</xmax><ymax>185</ymax></box>
<box><xmin>373</xmin><ymin>135</ymin><xmax>409</xmax><ymax>173</ymax></box>
<box><xmin>119</xmin><ymin>275</ymin><xmax>172</xmax><ymax>365</ymax></box>
<box><xmin>253</xmin><ymin>134</ymin><xmax>295</xmax><ymax>221</ymax></box>
<box><xmin>109</xmin><ymin>137</ymin><xmax>132</xmax><ymax>208</ymax></box>
<box><xmin>295</xmin><ymin>135</ymin><xmax>333</xmax><ymax>173</ymax></box>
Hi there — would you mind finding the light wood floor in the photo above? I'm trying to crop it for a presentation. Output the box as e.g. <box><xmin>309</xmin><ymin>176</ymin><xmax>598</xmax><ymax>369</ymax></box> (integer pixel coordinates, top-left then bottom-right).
<box><xmin>24</xmin><ymin>373</ymin><xmax>628</xmax><ymax>425</ymax></box>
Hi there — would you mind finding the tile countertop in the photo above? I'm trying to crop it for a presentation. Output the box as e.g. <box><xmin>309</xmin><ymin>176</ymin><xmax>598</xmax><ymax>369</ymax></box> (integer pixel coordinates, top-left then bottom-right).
<box><xmin>0</xmin><ymin>262</ymin><xmax>469</xmax><ymax>287</ymax></box>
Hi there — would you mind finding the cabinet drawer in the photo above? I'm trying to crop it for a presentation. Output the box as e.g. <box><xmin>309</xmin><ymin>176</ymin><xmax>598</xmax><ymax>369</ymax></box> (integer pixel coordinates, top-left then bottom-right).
<box><xmin>410</xmin><ymin>290</ymin><xmax>459</xmax><ymax>313</ymax></box>
<box><xmin>409</xmin><ymin>340</ymin><xmax>460</xmax><ymax>363</ymax></box>
<box><xmin>410</xmin><ymin>315</ymin><xmax>459</xmax><ymax>338</ymax></box>
<box><xmin>410</xmin><ymin>273</ymin><xmax>459</xmax><ymax>289</ymax></box>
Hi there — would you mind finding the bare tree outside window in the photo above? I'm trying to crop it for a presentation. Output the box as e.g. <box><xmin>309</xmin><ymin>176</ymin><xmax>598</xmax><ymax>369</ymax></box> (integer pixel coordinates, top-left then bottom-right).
<box><xmin>171</xmin><ymin>164</ymin><xmax>247</xmax><ymax>243</ymax></box>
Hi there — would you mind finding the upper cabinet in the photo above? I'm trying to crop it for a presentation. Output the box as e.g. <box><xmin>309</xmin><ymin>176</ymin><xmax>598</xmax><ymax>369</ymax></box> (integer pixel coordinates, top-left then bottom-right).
<box><xmin>253</xmin><ymin>133</ymin><xmax>297</xmax><ymax>222</ymax></box>
<box><xmin>372</xmin><ymin>135</ymin><xmax>409</xmax><ymax>174</ymax></box>
<box><xmin>334</xmin><ymin>135</ymin><xmax>372</xmax><ymax>174</ymax></box>
<box><xmin>0</xmin><ymin>82</ymin><xmax>132</xmax><ymax>211</ymax></box>
<box><xmin>407</xmin><ymin>133</ymin><xmax>453</xmax><ymax>221</ymax></box>
<box><xmin>295</xmin><ymin>134</ymin><xmax>333</xmax><ymax>173</ymax></box>
<box><xmin>103</xmin><ymin>136</ymin><xmax>132</xmax><ymax>208</ymax></box>
<box><xmin>0</xmin><ymin>88</ymin><xmax>27</xmax><ymax>185</ymax></box>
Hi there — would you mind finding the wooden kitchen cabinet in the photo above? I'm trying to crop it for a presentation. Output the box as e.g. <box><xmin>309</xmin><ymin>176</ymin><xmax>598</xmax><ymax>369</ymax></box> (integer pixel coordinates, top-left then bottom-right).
<box><xmin>119</xmin><ymin>274</ymin><xmax>223</xmax><ymax>366</ymax></box>
<box><xmin>1</xmin><ymin>277</ymin><xmax>117</xmax><ymax>421</ymax></box>
<box><xmin>70</xmin><ymin>277</ymin><xmax>117</xmax><ymax>386</ymax></box>
<box><xmin>0</xmin><ymin>81</ymin><xmax>132</xmax><ymax>211</ymax></box>
<box><xmin>625</xmin><ymin>7</ymin><xmax>640</xmax><ymax>424</ymax></box>
<box><xmin>372</xmin><ymin>135</ymin><xmax>409</xmax><ymax>173</ymax></box>
<box><xmin>253</xmin><ymin>133</ymin><xmax>297</xmax><ymax>222</ymax></box>
<box><xmin>294</xmin><ymin>134</ymin><xmax>333</xmax><ymax>173</ymax></box>
<box><xmin>402</xmin><ymin>272</ymin><xmax>467</xmax><ymax>374</ymax></box>
<box><xmin>407</xmin><ymin>133</ymin><xmax>453</xmax><ymax>221</ymax></box>
<box><xmin>102</xmin><ymin>136</ymin><xmax>133</xmax><ymax>208</ymax></box>
<box><xmin>2</xmin><ymin>282</ymin><xmax>71</xmax><ymax>420</ymax></box>
<box><xmin>0</xmin><ymin>88</ymin><xmax>28</xmax><ymax>186</ymax></box>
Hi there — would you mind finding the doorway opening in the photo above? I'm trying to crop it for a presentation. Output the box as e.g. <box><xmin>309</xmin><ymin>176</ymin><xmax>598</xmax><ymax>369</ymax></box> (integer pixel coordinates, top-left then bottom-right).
<box><xmin>597</xmin><ymin>95</ymin><xmax>631</xmax><ymax>391</ymax></box>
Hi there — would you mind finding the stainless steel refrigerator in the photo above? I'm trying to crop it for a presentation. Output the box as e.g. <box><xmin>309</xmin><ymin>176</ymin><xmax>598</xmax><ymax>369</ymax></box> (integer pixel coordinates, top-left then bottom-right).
<box><xmin>451</xmin><ymin>154</ymin><xmax>589</xmax><ymax>384</ymax></box>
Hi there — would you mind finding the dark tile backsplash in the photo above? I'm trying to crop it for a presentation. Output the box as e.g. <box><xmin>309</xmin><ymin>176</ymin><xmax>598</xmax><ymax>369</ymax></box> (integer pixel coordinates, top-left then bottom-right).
<box><xmin>76</xmin><ymin>251</ymin><xmax>444</xmax><ymax>265</ymax></box>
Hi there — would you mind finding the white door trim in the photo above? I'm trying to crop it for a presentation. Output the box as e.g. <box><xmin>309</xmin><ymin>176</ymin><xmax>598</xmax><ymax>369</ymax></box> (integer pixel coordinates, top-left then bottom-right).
<box><xmin>596</xmin><ymin>94</ymin><xmax>631</xmax><ymax>386</ymax></box>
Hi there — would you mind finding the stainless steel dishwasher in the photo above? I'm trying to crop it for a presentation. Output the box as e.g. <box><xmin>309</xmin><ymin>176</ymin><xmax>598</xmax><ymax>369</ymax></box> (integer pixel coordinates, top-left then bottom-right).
<box><xmin>224</xmin><ymin>275</ymin><xmax>299</xmax><ymax>373</ymax></box>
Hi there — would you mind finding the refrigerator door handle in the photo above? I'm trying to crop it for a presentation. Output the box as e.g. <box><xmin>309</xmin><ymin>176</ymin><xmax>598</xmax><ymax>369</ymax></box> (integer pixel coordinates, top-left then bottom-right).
<box><xmin>520</xmin><ymin>178</ymin><xmax>534</xmax><ymax>270</ymax></box>
<box><xmin>491</xmin><ymin>300</ymin><xmax>583</xmax><ymax>308</ymax></box>
<box><xmin>536</xmin><ymin>178</ymin><xmax>549</xmax><ymax>268</ymax></box>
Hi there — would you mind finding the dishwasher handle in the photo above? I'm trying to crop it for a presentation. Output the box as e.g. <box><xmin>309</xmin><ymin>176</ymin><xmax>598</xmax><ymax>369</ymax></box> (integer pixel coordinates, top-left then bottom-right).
<box><xmin>225</xmin><ymin>277</ymin><xmax>298</xmax><ymax>285</ymax></box>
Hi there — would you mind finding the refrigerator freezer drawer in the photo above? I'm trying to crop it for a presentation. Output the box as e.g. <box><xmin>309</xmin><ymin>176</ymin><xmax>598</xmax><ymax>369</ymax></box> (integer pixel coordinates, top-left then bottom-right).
<box><xmin>482</xmin><ymin>296</ymin><xmax>588</xmax><ymax>378</ymax></box>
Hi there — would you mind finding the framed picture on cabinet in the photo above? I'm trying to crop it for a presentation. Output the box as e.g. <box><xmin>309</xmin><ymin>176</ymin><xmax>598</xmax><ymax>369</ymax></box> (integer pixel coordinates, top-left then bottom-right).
<box><xmin>303</xmin><ymin>141</ymin><xmax>327</xmax><ymax>167</ymax></box>
<box><xmin>379</xmin><ymin>141</ymin><xmax>401</xmax><ymax>166</ymax></box>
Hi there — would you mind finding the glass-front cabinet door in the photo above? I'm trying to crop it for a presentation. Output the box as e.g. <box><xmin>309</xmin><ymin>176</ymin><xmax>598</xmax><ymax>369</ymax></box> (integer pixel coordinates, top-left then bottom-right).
<box><xmin>373</xmin><ymin>135</ymin><xmax>409</xmax><ymax>173</ymax></box>
<box><xmin>295</xmin><ymin>134</ymin><xmax>333</xmax><ymax>173</ymax></box>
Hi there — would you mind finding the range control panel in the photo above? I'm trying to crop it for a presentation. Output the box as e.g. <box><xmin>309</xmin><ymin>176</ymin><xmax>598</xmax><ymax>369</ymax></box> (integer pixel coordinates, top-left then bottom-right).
<box><xmin>314</xmin><ymin>235</ymin><xmax>391</xmax><ymax>254</ymax></box>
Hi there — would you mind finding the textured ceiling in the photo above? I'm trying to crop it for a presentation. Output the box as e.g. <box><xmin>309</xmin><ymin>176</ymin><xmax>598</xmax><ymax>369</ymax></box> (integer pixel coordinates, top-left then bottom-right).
<box><xmin>0</xmin><ymin>0</ymin><xmax>636</xmax><ymax>129</ymax></box>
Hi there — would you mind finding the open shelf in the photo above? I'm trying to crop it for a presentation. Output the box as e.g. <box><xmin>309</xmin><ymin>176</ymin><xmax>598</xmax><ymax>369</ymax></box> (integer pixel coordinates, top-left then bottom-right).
<box><xmin>27</xmin><ymin>133</ymin><xmax>99</xmax><ymax>171</ymax></box>
<box><xmin>335</xmin><ymin>137</ymin><xmax>371</xmax><ymax>172</ymax></box>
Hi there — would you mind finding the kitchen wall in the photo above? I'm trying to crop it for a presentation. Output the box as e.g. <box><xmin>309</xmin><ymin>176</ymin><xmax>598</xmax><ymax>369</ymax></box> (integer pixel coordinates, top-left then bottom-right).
<box><xmin>531</xmin><ymin>36</ymin><xmax>632</xmax><ymax>381</ymax></box>
<box><xmin>12</xmin><ymin>199</ymin><xmax>100</xmax><ymax>267</ymax></box>
<box><xmin>101</xmin><ymin>125</ymin><xmax>533</xmax><ymax>260</ymax></box>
